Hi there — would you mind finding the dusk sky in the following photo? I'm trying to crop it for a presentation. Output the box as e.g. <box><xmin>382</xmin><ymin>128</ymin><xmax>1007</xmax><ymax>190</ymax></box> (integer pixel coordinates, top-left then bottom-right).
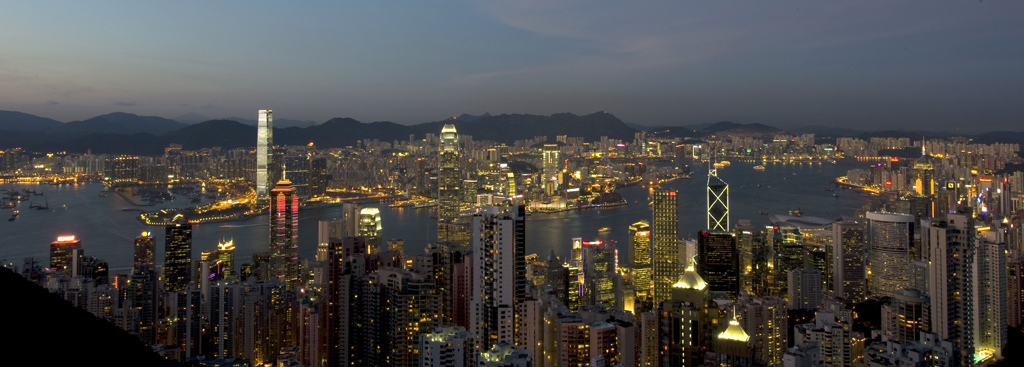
<box><xmin>2</xmin><ymin>1</ymin><xmax>1022</xmax><ymax>131</ymax></box>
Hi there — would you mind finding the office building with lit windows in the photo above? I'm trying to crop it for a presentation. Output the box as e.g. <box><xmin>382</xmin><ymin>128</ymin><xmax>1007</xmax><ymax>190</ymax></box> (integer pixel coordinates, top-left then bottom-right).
<box><xmin>628</xmin><ymin>221</ymin><xmax>653</xmax><ymax>305</ymax></box>
<box><xmin>652</xmin><ymin>189</ymin><xmax>678</xmax><ymax>307</ymax></box>
<box><xmin>163</xmin><ymin>214</ymin><xmax>192</xmax><ymax>292</ymax></box>
<box><xmin>697</xmin><ymin>230</ymin><xmax>739</xmax><ymax>296</ymax></box>
<box><xmin>831</xmin><ymin>221</ymin><xmax>865</xmax><ymax>303</ymax></box>
<box><xmin>437</xmin><ymin>124</ymin><xmax>462</xmax><ymax>242</ymax></box>
<box><xmin>866</xmin><ymin>212</ymin><xmax>914</xmax><ymax>298</ymax></box>
<box><xmin>50</xmin><ymin>235</ymin><xmax>82</xmax><ymax>275</ymax></box>
<box><xmin>133</xmin><ymin>232</ymin><xmax>155</xmax><ymax>271</ymax></box>
<box><xmin>256</xmin><ymin>109</ymin><xmax>273</xmax><ymax>197</ymax></box>
<box><xmin>358</xmin><ymin>207</ymin><xmax>383</xmax><ymax>252</ymax></box>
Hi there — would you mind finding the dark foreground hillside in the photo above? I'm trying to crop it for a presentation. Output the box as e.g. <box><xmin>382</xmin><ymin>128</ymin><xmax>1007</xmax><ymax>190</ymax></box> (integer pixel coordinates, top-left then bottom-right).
<box><xmin>0</xmin><ymin>267</ymin><xmax>183</xmax><ymax>367</ymax></box>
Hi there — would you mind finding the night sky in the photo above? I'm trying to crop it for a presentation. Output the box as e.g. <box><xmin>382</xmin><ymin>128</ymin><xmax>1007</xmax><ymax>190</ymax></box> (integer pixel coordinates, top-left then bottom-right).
<box><xmin>2</xmin><ymin>1</ymin><xmax>1022</xmax><ymax>131</ymax></box>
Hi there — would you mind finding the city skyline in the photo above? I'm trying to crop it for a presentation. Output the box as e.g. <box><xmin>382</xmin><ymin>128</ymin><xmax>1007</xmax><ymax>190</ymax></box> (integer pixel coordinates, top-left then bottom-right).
<box><xmin>3</xmin><ymin>122</ymin><xmax>1024</xmax><ymax>366</ymax></box>
<box><xmin>2</xmin><ymin>2</ymin><xmax>1023</xmax><ymax>131</ymax></box>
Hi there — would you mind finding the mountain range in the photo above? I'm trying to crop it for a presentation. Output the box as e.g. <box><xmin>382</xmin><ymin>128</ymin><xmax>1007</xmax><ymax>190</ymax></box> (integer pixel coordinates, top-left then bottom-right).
<box><xmin>1</xmin><ymin>110</ymin><xmax>1022</xmax><ymax>155</ymax></box>
<box><xmin>0</xmin><ymin>110</ymin><xmax>640</xmax><ymax>155</ymax></box>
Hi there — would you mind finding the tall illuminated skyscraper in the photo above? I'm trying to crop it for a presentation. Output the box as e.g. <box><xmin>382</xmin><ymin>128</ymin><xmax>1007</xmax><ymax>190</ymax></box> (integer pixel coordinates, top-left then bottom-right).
<box><xmin>628</xmin><ymin>221</ymin><xmax>653</xmax><ymax>304</ymax></box>
<box><xmin>437</xmin><ymin>124</ymin><xmax>462</xmax><ymax>242</ymax></box>
<box><xmin>914</xmin><ymin>140</ymin><xmax>936</xmax><ymax>217</ymax></box>
<box><xmin>652</xmin><ymin>189</ymin><xmax>678</xmax><ymax>307</ymax></box>
<box><xmin>914</xmin><ymin>140</ymin><xmax>934</xmax><ymax>197</ymax></box>
<box><xmin>358</xmin><ymin>207</ymin><xmax>382</xmax><ymax>252</ymax></box>
<box><xmin>270</xmin><ymin>177</ymin><xmax>299</xmax><ymax>288</ymax></box>
<box><xmin>542</xmin><ymin>143</ymin><xmax>560</xmax><ymax>193</ymax></box>
<box><xmin>164</xmin><ymin>214</ymin><xmax>192</xmax><ymax>292</ymax></box>
<box><xmin>707</xmin><ymin>168</ymin><xmax>729</xmax><ymax>232</ymax></box>
<box><xmin>256</xmin><ymin>109</ymin><xmax>273</xmax><ymax>197</ymax></box>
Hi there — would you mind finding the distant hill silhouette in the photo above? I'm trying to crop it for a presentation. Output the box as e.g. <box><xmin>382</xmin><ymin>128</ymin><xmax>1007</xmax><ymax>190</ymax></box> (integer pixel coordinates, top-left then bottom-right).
<box><xmin>2</xmin><ymin>110</ymin><xmax>1023</xmax><ymax>153</ymax></box>
<box><xmin>701</xmin><ymin>121</ymin><xmax>784</xmax><ymax>138</ymax></box>
<box><xmin>0</xmin><ymin>110</ymin><xmax>64</xmax><ymax>131</ymax></box>
<box><xmin>224</xmin><ymin>116</ymin><xmax>319</xmax><ymax>129</ymax></box>
<box><xmin>57</xmin><ymin>112</ymin><xmax>188</xmax><ymax>135</ymax></box>
<box><xmin>409</xmin><ymin>112</ymin><xmax>637</xmax><ymax>143</ymax></box>
<box><xmin>163</xmin><ymin>119</ymin><xmax>255</xmax><ymax>150</ymax></box>
<box><xmin>173</xmin><ymin>112</ymin><xmax>211</xmax><ymax>124</ymax></box>
<box><xmin>0</xmin><ymin>267</ymin><xmax>184</xmax><ymax>366</ymax></box>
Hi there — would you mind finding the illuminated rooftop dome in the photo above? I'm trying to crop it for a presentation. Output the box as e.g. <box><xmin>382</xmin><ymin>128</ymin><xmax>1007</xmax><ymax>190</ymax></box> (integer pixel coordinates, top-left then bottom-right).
<box><xmin>717</xmin><ymin>319</ymin><xmax>750</xmax><ymax>342</ymax></box>
<box><xmin>914</xmin><ymin>154</ymin><xmax>933</xmax><ymax>170</ymax></box>
<box><xmin>441</xmin><ymin>124</ymin><xmax>457</xmax><ymax>134</ymax></box>
<box><xmin>672</xmin><ymin>263</ymin><xmax>707</xmax><ymax>290</ymax></box>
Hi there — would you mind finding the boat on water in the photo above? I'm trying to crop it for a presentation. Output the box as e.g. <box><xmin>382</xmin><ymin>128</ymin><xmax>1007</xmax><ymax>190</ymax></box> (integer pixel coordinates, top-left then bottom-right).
<box><xmin>9</xmin><ymin>210</ymin><xmax>18</xmax><ymax>221</ymax></box>
<box><xmin>753</xmin><ymin>165</ymin><xmax>765</xmax><ymax>171</ymax></box>
<box><xmin>98</xmin><ymin>192</ymin><xmax>108</xmax><ymax>197</ymax></box>
<box><xmin>598</xmin><ymin>227</ymin><xmax>611</xmax><ymax>233</ymax></box>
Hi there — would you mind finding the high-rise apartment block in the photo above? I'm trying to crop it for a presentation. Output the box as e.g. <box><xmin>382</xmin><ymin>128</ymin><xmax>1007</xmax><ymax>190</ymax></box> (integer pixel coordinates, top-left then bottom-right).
<box><xmin>469</xmin><ymin>205</ymin><xmax>526</xmax><ymax>351</ymax></box>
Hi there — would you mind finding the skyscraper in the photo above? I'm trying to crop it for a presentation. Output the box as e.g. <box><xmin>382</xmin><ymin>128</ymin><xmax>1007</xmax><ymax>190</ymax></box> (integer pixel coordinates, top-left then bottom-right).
<box><xmin>542</xmin><ymin>143</ymin><xmax>560</xmax><ymax>193</ymax></box>
<box><xmin>256</xmin><ymin>109</ymin><xmax>273</xmax><ymax>197</ymax></box>
<box><xmin>164</xmin><ymin>214</ymin><xmax>192</xmax><ymax>292</ymax></box>
<box><xmin>831</xmin><ymin>221</ymin><xmax>866</xmax><ymax>303</ymax></box>
<box><xmin>914</xmin><ymin>141</ymin><xmax>935</xmax><ymax>197</ymax></box>
<box><xmin>309</xmin><ymin>156</ymin><xmax>328</xmax><ymax>198</ymax></box>
<box><xmin>866</xmin><ymin>212</ymin><xmax>914</xmax><ymax>298</ymax></box>
<box><xmin>437</xmin><ymin>124</ymin><xmax>461</xmax><ymax>242</ymax></box>
<box><xmin>925</xmin><ymin>213</ymin><xmax>974</xmax><ymax>367</ymax></box>
<box><xmin>133</xmin><ymin>231</ymin><xmax>155</xmax><ymax>271</ymax></box>
<box><xmin>707</xmin><ymin>169</ymin><xmax>729</xmax><ymax>232</ymax></box>
<box><xmin>652</xmin><ymin>189</ymin><xmax>678</xmax><ymax>307</ymax></box>
<box><xmin>977</xmin><ymin>238</ymin><xmax>1007</xmax><ymax>359</ymax></box>
<box><xmin>469</xmin><ymin>205</ymin><xmax>526</xmax><ymax>351</ymax></box>
<box><xmin>50</xmin><ymin>235</ymin><xmax>82</xmax><ymax>275</ymax></box>
<box><xmin>628</xmin><ymin>221</ymin><xmax>653</xmax><ymax>305</ymax></box>
<box><xmin>270</xmin><ymin>177</ymin><xmax>299</xmax><ymax>288</ymax></box>
<box><xmin>697</xmin><ymin>230</ymin><xmax>740</xmax><ymax>296</ymax></box>
<box><xmin>215</xmin><ymin>239</ymin><xmax>236</xmax><ymax>279</ymax></box>
<box><xmin>358</xmin><ymin>207</ymin><xmax>382</xmax><ymax>253</ymax></box>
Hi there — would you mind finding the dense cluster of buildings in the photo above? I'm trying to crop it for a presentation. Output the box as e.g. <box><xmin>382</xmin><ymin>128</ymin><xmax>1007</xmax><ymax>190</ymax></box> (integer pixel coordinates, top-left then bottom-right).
<box><xmin>4</xmin><ymin>110</ymin><xmax>1024</xmax><ymax>367</ymax></box>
